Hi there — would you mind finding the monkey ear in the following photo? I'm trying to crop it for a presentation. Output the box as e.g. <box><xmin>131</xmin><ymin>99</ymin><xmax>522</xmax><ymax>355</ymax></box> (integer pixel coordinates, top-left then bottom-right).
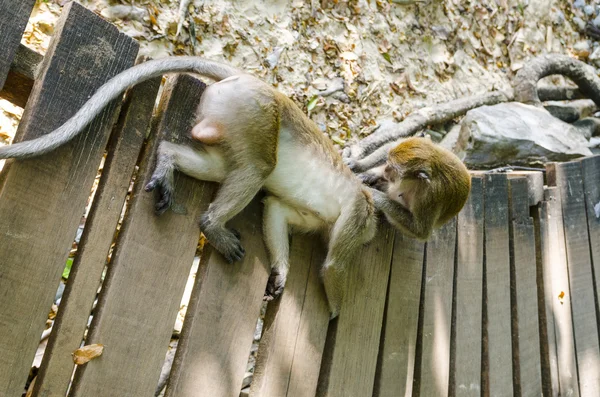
<box><xmin>384</xmin><ymin>165</ymin><xmax>396</xmax><ymax>183</ymax></box>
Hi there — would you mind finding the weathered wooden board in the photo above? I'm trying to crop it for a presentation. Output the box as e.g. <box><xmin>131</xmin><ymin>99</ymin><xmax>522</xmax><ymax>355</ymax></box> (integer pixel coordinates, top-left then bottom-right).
<box><xmin>580</xmin><ymin>155</ymin><xmax>600</xmax><ymax>327</ymax></box>
<box><xmin>552</xmin><ymin>161</ymin><xmax>600</xmax><ymax>395</ymax></box>
<box><xmin>0</xmin><ymin>3</ymin><xmax>138</xmax><ymax>396</ymax></box>
<box><xmin>372</xmin><ymin>233</ymin><xmax>425</xmax><ymax>397</ymax></box>
<box><xmin>0</xmin><ymin>44</ymin><xmax>42</xmax><ymax>108</ymax></box>
<box><xmin>69</xmin><ymin>75</ymin><xmax>210</xmax><ymax>397</ymax></box>
<box><xmin>419</xmin><ymin>219</ymin><xmax>456</xmax><ymax>397</ymax></box>
<box><xmin>318</xmin><ymin>223</ymin><xmax>395</xmax><ymax>397</ymax></box>
<box><xmin>539</xmin><ymin>187</ymin><xmax>579</xmax><ymax>396</ymax></box>
<box><xmin>508</xmin><ymin>177</ymin><xmax>542</xmax><ymax>397</ymax></box>
<box><xmin>483</xmin><ymin>173</ymin><xmax>513</xmax><ymax>396</ymax></box>
<box><xmin>453</xmin><ymin>176</ymin><xmax>484</xmax><ymax>396</ymax></box>
<box><xmin>33</xmin><ymin>78</ymin><xmax>161</xmax><ymax>397</ymax></box>
<box><xmin>0</xmin><ymin>0</ymin><xmax>36</xmax><ymax>90</ymax></box>
<box><xmin>250</xmin><ymin>235</ymin><xmax>329</xmax><ymax>397</ymax></box>
<box><xmin>164</xmin><ymin>197</ymin><xmax>270</xmax><ymax>397</ymax></box>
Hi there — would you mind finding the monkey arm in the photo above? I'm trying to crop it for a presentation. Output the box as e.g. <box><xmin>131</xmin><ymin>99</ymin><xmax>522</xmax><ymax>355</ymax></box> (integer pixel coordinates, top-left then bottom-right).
<box><xmin>368</xmin><ymin>187</ymin><xmax>433</xmax><ymax>241</ymax></box>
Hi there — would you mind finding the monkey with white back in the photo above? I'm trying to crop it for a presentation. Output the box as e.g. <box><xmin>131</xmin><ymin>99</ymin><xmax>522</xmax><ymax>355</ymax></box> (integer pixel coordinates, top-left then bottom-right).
<box><xmin>0</xmin><ymin>57</ymin><xmax>471</xmax><ymax>318</ymax></box>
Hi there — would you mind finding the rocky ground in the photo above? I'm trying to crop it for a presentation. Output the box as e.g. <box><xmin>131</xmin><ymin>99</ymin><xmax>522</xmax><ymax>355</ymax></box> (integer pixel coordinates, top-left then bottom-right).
<box><xmin>2</xmin><ymin>0</ymin><xmax>598</xmax><ymax>150</ymax></box>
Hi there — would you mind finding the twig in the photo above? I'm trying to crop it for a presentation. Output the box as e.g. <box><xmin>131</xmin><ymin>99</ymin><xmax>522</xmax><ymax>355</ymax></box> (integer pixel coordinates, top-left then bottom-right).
<box><xmin>343</xmin><ymin>90</ymin><xmax>512</xmax><ymax>171</ymax></box>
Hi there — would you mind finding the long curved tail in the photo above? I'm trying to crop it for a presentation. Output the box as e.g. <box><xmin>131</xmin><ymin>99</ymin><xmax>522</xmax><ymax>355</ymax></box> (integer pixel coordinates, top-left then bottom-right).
<box><xmin>0</xmin><ymin>57</ymin><xmax>240</xmax><ymax>159</ymax></box>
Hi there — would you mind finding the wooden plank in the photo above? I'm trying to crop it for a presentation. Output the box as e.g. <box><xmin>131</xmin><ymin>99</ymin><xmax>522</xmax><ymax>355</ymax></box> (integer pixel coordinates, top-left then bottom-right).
<box><xmin>418</xmin><ymin>219</ymin><xmax>456</xmax><ymax>397</ymax></box>
<box><xmin>552</xmin><ymin>161</ymin><xmax>600</xmax><ymax>395</ymax></box>
<box><xmin>33</xmin><ymin>78</ymin><xmax>161</xmax><ymax>397</ymax></box>
<box><xmin>508</xmin><ymin>178</ymin><xmax>543</xmax><ymax>397</ymax></box>
<box><xmin>0</xmin><ymin>3</ymin><xmax>138</xmax><ymax>396</ymax></box>
<box><xmin>483</xmin><ymin>173</ymin><xmax>513</xmax><ymax>396</ymax></box>
<box><xmin>580</xmin><ymin>155</ymin><xmax>600</xmax><ymax>328</ymax></box>
<box><xmin>0</xmin><ymin>44</ymin><xmax>43</xmax><ymax>107</ymax></box>
<box><xmin>540</xmin><ymin>187</ymin><xmax>579</xmax><ymax>396</ymax></box>
<box><xmin>318</xmin><ymin>223</ymin><xmax>395</xmax><ymax>397</ymax></box>
<box><xmin>250</xmin><ymin>235</ymin><xmax>329</xmax><ymax>397</ymax></box>
<box><xmin>371</xmin><ymin>233</ymin><xmax>424</xmax><ymax>397</ymax></box>
<box><xmin>507</xmin><ymin>171</ymin><xmax>544</xmax><ymax>207</ymax></box>
<box><xmin>164</xmin><ymin>199</ymin><xmax>270</xmax><ymax>397</ymax></box>
<box><xmin>453</xmin><ymin>176</ymin><xmax>484</xmax><ymax>396</ymax></box>
<box><xmin>69</xmin><ymin>75</ymin><xmax>210</xmax><ymax>397</ymax></box>
<box><xmin>0</xmin><ymin>0</ymin><xmax>36</xmax><ymax>90</ymax></box>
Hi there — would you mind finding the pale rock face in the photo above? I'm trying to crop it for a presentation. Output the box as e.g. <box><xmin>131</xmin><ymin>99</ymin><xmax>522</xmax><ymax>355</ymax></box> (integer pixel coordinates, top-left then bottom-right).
<box><xmin>454</xmin><ymin>102</ymin><xmax>593</xmax><ymax>168</ymax></box>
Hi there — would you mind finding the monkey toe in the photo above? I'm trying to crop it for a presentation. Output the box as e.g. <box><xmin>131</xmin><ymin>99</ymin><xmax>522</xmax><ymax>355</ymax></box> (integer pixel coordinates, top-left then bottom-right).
<box><xmin>144</xmin><ymin>180</ymin><xmax>156</xmax><ymax>192</ymax></box>
<box><xmin>264</xmin><ymin>270</ymin><xmax>286</xmax><ymax>301</ymax></box>
<box><xmin>230</xmin><ymin>228</ymin><xmax>241</xmax><ymax>239</ymax></box>
<box><xmin>223</xmin><ymin>243</ymin><xmax>245</xmax><ymax>263</ymax></box>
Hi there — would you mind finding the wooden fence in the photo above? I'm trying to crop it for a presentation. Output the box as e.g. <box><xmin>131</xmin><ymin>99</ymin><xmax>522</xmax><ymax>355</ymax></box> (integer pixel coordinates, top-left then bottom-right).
<box><xmin>0</xmin><ymin>2</ymin><xmax>599</xmax><ymax>396</ymax></box>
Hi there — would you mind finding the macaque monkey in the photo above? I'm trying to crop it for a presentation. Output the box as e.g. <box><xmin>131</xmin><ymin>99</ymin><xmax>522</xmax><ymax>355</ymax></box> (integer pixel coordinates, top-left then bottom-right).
<box><xmin>0</xmin><ymin>57</ymin><xmax>470</xmax><ymax>317</ymax></box>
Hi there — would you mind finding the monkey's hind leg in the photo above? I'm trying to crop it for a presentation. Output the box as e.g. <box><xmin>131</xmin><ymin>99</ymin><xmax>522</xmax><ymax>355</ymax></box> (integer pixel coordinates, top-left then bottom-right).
<box><xmin>321</xmin><ymin>196</ymin><xmax>377</xmax><ymax>318</ymax></box>
<box><xmin>262</xmin><ymin>196</ymin><xmax>324</xmax><ymax>301</ymax></box>
<box><xmin>145</xmin><ymin>141</ymin><xmax>226</xmax><ymax>214</ymax></box>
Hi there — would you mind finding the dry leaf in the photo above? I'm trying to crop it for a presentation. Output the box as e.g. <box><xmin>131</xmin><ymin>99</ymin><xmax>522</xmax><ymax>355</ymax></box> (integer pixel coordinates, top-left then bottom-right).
<box><xmin>558</xmin><ymin>291</ymin><xmax>565</xmax><ymax>305</ymax></box>
<box><xmin>73</xmin><ymin>344</ymin><xmax>104</xmax><ymax>365</ymax></box>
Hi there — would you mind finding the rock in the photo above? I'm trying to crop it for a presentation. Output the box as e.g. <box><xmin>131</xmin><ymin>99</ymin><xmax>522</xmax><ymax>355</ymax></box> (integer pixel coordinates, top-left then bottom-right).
<box><xmin>439</xmin><ymin>123</ymin><xmax>461</xmax><ymax>151</ymax></box>
<box><xmin>454</xmin><ymin>102</ymin><xmax>593</xmax><ymax>168</ymax></box>
<box><xmin>544</xmin><ymin>99</ymin><xmax>598</xmax><ymax>122</ymax></box>
<box><xmin>594</xmin><ymin>14</ymin><xmax>600</xmax><ymax>28</ymax></box>
<box><xmin>573</xmin><ymin>0</ymin><xmax>586</xmax><ymax>9</ymax></box>
<box><xmin>573</xmin><ymin>117</ymin><xmax>600</xmax><ymax>138</ymax></box>
<box><xmin>590</xmin><ymin>46</ymin><xmax>600</xmax><ymax>66</ymax></box>
<box><xmin>573</xmin><ymin>40</ymin><xmax>591</xmax><ymax>58</ymax></box>
<box><xmin>584</xmin><ymin>5</ymin><xmax>595</xmax><ymax>16</ymax></box>
<box><xmin>573</xmin><ymin>16</ymin><xmax>587</xmax><ymax>31</ymax></box>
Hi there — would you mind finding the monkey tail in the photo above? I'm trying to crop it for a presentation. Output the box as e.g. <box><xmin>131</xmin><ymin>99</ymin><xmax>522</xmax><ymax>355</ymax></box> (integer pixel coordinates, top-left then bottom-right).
<box><xmin>0</xmin><ymin>57</ymin><xmax>240</xmax><ymax>160</ymax></box>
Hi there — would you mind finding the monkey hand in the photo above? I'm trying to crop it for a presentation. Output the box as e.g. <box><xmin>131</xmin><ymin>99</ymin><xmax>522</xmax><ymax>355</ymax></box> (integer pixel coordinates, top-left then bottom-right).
<box><xmin>200</xmin><ymin>215</ymin><xmax>245</xmax><ymax>263</ymax></box>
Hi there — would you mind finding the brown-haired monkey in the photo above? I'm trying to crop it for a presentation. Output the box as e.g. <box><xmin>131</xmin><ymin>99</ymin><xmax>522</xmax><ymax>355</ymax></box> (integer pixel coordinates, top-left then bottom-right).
<box><xmin>0</xmin><ymin>57</ymin><xmax>471</xmax><ymax>318</ymax></box>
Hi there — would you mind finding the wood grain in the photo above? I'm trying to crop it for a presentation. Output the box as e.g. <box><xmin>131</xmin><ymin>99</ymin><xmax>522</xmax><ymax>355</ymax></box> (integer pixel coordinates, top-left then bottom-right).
<box><xmin>318</xmin><ymin>223</ymin><xmax>395</xmax><ymax>397</ymax></box>
<box><xmin>69</xmin><ymin>75</ymin><xmax>210</xmax><ymax>397</ymax></box>
<box><xmin>419</xmin><ymin>219</ymin><xmax>456</xmax><ymax>397</ymax></box>
<box><xmin>483</xmin><ymin>173</ymin><xmax>513</xmax><ymax>396</ymax></box>
<box><xmin>539</xmin><ymin>186</ymin><xmax>579</xmax><ymax>396</ymax></box>
<box><xmin>508</xmin><ymin>177</ymin><xmax>542</xmax><ymax>397</ymax></box>
<box><xmin>165</xmin><ymin>196</ymin><xmax>270</xmax><ymax>397</ymax></box>
<box><xmin>0</xmin><ymin>3</ymin><xmax>137</xmax><ymax>396</ymax></box>
<box><xmin>0</xmin><ymin>0</ymin><xmax>36</xmax><ymax>90</ymax></box>
<box><xmin>552</xmin><ymin>161</ymin><xmax>600</xmax><ymax>395</ymax></box>
<box><xmin>373</xmin><ymin>233</ymin><xmax>425</xmax><ymax>397</ymax></box>
<box><xmin>453</xmin><ymin>176</ymin><xmax>484</xmax><ymax>396</ymax></box>
<box><xmin>33</xmin><ymin>78</ymin><xmax>161</xmax><ymax>397</ymax></box>
<box><xmin>250</xmin><ymin>234</ymin><xmax>329</xmax><ymax>397</ymax></box>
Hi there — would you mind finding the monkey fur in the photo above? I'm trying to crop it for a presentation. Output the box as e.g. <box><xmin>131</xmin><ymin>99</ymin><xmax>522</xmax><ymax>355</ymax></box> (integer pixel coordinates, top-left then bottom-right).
<box><xmin>0</xmin><ymin>57</ymin><xmax>471</xmax><ymax>318</ymax></box>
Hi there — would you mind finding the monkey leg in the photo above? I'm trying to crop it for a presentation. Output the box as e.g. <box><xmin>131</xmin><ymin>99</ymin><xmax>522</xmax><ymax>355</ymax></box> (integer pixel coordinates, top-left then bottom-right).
<box><xmin>200</xmin><ymin>165</ymin><xmax>274</xmax><ymax>263</ymax></box>
<box><xmin>321</xmin><ymin>195</ymin><xmax>377</xmax><ymax>318</ymax></box>
<box><xmin>262</xmin><ymin>196</ymin><xmax>324</xmax><ymax>301</ymax></box>
<box><xmin>145</xmin><ymin>141</ymin><xmax>226</xmax><ymax>214</ymax></box>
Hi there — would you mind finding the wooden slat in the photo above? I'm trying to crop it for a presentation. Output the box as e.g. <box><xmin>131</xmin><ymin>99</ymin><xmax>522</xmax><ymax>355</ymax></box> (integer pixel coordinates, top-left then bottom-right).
<box><xmin>165</xmin><ymin>198</ymin><xmax>270</xmax><ymax>397</ymax></box>
<box><xmin>507</xmin><ymin>171</ymin><xmax>544</xmax><ymax>207</ymax></box>
<box><xmin>0</xmin><ymin>0</ymin><xmax>36</xmax><ymax>90</ymax></box>
<box><xmin>33</xmin><ymin>78</ymin><xmax>161</xmax><ymax>397</ymax></box>
<box><xmin>453</xmin><ymin>176</ymin><xmax>484</xmax><ymax>396</ymax></box>
<box><xmin>508</xmin><ymin>177</ymin><xmax>543</xmax><ymax>396</ymax></box>
<box><xmin>580</xmin><ymin>155</ymin><xmax>600</xmax><ymax>326</ymax></box>
<box><xmin>0</xmin><ymin>3</ymin><xmax>138</xmax><ymax>396</ymax></box>
<box><xmin>483</xmin><ymin>173</ymin><xmax>513</xmax><ymax>396</ymax></box>
<box><xmin>552</xmin><ymin>161</ymin><xmax>600</xmax><ymax>395</ymax></box>
<box><xmin>250</xmin><ymin>235</ymin><xmax>329</xmax><ymax>397</ymax></box>
<box><xmin>0</xmin><ymin>44</ymin><xmax>43</xmax><ymax>107</ymax></box>
<box><xmin>418</xmin><ymin>219</ymin><xmax>456</xmax><ymax>397</ymax></box>
<box><xmin>318</xmin><ymin>223</ymin><xmax>395</xmax><ymax>397</ymax></box>
<box><xmin>69</xmin><ymin>75</ymin><xmax>210</xmax><ymax>397</ymax></box>
<box><xmin>372</xmin><ymin>233</ymin><xmax>424</xmax><ymax>397</ymax></box>
<box><xmin>540</xmin><ymin>187</ymin><xmax>579</xmax><ymax>396</ymax></box>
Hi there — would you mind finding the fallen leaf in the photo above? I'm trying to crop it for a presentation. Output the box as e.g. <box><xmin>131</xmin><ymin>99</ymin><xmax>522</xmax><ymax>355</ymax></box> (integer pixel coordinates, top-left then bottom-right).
<box><xmin>73</xmin><ymin>344</ymin><xmax>104</xmax><ymax>365</ymax></box>
<box><xmin>558</xmin><ymin>291</ymin><xmax>565</xmax><ymax>305</ymax></box>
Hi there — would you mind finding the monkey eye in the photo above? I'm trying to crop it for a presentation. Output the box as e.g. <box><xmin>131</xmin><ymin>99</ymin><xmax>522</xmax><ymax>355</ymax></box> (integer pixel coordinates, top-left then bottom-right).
<box><xmin>416</xmin><ymin>171</ymin><xmax>430</xmax><ymax>181</ymax></box>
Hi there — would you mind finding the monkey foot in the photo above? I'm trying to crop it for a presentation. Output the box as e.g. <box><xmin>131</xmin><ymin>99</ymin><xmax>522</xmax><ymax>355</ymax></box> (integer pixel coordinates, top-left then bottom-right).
<box><xmin>263</xmin><ymin>269</ymin><xmax>286</xmax><ymax>301</ymax></box>
<box><xmin>145</xmin><ymin>176</ymin><xmax>174</xmax><ymax>215</ymax></box>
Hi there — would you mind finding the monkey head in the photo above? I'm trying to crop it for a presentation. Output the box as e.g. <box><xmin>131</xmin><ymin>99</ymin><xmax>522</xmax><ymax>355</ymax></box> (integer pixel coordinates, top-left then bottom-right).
<box><xmin>384</xmin><ymin>137</ymin><xmax>471</xmax><ymax>230</ymax></box>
